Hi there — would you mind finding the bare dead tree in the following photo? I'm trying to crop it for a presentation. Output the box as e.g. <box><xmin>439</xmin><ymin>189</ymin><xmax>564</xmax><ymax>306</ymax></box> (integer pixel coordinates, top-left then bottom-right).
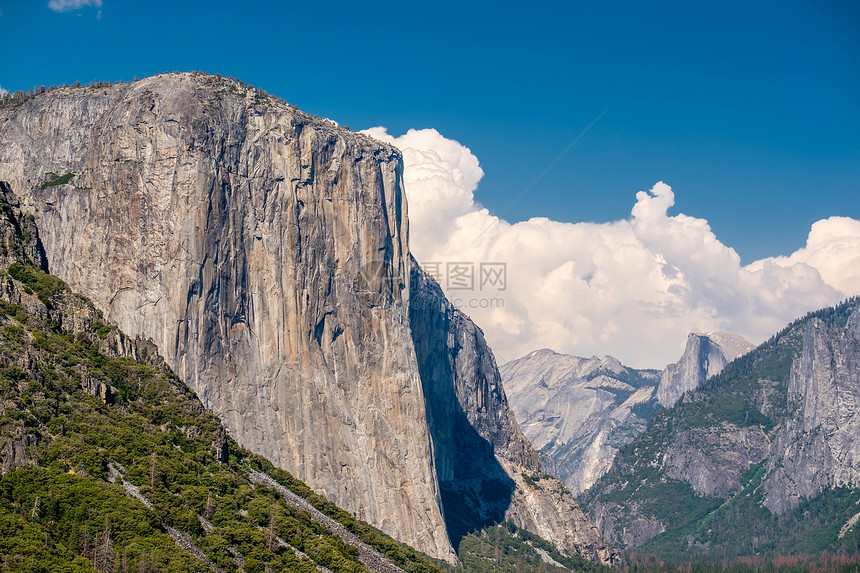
<box><xmin>150</xmin><ymin>452</ymin><xmax>157</xmax><ymax>488</ymax></box>
<box><xmin>204</xmin><ymin>490</ymin><xmax>215</xmax><ymax>520</ymax></box>
<box><xmin>81</xmin><ymin>524</ymin><xmax>92</xmax><ymax>559</ymax></box>
<box><xmin>93</xmin><ymin>518</ymin><xmax>116</xmax><ymax>572</ymax></box>
<box><xmin>266</xmin><ymin>509</ymin><xmax>278</xmax><ymax>552</ymax></box>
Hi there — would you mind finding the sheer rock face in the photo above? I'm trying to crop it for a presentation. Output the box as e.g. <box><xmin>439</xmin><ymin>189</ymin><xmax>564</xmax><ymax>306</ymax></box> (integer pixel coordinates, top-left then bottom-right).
<box><xmin>656</xmin><ymin>332</ymin><xmax>754</xmax><ymax>408</ymax></box>
<box><xmin>502</xmin><ymin>349</ymin><xmax>660</xmax><ymax>496</ymax></box>
<box><xmin>663</xmin><ymin>424</ymin><xmax>771</xmax><ymax>499</ymax></box>
<box><xmin>0</xmin><ymin>74</ymin><xmax>616</xmax><ymax>565</ymax></box>
<box><xmin>762</xmin><ymin>311</ymin><xmax>860</xmax><ymax>513</ymax></box>
<box><xmin>0</xmin><ymin>182</ymin><xmax>48</xmax><ymax>272</ymax></box>
<box><xmin>410</xmin><ymin>268</ymin><xmax>621</xmax><ymax>565</ymax></box>
<box><xmin>0</xmin><ymin>74</ymin><xmax>454</xmax><ymax>562</ymax></box>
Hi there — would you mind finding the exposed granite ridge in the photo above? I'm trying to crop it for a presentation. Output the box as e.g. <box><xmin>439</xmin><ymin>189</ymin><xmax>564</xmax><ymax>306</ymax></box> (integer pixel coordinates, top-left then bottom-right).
<box><xmin>410</xmin><ymin>263</ymin><xmax>621</xmax><ymax>565</ymax></box>
<box><xmin>502</xmin><ymin>348</ymin><xmax>660</xmax><ymax>495</ymax></box>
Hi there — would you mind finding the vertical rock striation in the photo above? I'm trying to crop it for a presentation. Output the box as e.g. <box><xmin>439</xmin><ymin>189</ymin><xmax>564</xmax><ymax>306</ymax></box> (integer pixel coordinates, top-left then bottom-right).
<box><xmin>762</xmin><ymin>310</ymin><xmax>860</xmax><ymax>513</ymax></box>
<box><xmin>0</xmin><ymin>74</ymin><xmax>453</xmax><ymax>562</ymax></box>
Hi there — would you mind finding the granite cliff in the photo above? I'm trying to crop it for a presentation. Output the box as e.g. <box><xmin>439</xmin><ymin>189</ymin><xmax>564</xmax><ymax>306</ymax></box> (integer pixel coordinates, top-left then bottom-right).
<box><xmin>578</xmin><ymin>299</ymin><xmax>860</xmax><ymax>557</ymax></box>
<box><xmin>0</xmin><ymin>74</ymin><xmax>615</xmax><ymax>565</ymax></box>
<box><xmin>0</xmin><ymin>180</ymin><xmax>444</xmax><ymax>573</ymax></box>
<box><xmin>411</xmin><ymin>266</ymin><xmax>618</xmax><ymax>564</ymax></box>
<box><xmin>655</xmin><ymin>331</ymin><xmax>754</xmax><ymax>407</ymax></box>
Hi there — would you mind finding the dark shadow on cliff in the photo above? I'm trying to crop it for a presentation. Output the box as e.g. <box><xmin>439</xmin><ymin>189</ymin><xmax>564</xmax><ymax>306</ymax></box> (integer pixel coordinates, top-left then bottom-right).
<box><xmin>408</xmin><ymin>264</ymin><xmax>515</xmax><ymax>552</ymax></box>
<box><xmin>435</xmin><ymin>406</ymin><xmax>515</xmax><ymax>552</ymax></box>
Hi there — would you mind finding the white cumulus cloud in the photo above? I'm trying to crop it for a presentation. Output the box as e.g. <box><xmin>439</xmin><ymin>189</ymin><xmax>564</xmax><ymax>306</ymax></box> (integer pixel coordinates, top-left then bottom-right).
<box><xmin>0</xmin><ymin>86</ymin><xmax>8</xmax><ymax>96</ymax></box>
<box><xmin>365</xmin><ymin>127</ymin><xmax>860</xmax><ymax>368</ymax></box>
<box><xmin>748</xmin><ymin>217</ymin><xmax>860</xmax><ymax>296</ymax></box>
<box><xmin>48</xmin><ymin>0</ymin><xmax>101</xmax><ymax>12</ymax></box>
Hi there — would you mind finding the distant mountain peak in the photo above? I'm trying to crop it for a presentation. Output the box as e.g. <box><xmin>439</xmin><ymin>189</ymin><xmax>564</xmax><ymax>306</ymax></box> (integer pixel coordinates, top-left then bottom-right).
<box><xmin>656</xmin><ymin>331</ymin><xmax>754</xmax><ymax>407</ymax></box>
<box><xmin>501</xmin><ymin>349</ymin><xmax>660</xmax><ymax>495</ymax></box>
<box><xmin>502</xmin><ymin>331</ymin><xmax>753</xmax><ymax>497</ymax></box>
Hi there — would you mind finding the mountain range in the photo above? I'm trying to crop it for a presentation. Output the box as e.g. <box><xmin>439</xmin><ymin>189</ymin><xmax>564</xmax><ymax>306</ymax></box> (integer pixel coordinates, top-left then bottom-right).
<box><xmin>1</xmin><ymin>72</ymin><xmax>858</xmax><ymax>572</ymax></box>
<box><xmin>579</xmin><ymin>297</ymin><xmax>860</xmax><ymax>562</ymax></box>
<box><xmin>502</xmin><ymin>332</ymin><xmax>753</xmax><ymax>495</ymax></box>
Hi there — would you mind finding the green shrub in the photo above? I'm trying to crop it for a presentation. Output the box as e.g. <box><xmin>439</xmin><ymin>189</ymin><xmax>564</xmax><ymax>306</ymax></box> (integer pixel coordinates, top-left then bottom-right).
<box><xmin>39</xmin><ymin>172</ymin><xmax>75</xmax><ymax>189</ymax></box>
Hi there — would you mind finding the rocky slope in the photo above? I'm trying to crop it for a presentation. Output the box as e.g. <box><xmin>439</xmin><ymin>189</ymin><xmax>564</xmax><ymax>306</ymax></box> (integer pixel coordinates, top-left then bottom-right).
<box><xmin>578</xmin><ymin>299</ymin><xmax>860</xmax><ymax>557</ymax></box>
<box><xmin>0</xmin><ymin>74</ymin><xmax>615</xmax><ymax>565</ymax></box>
<box><xmin>655</xmin><ymin>331</ymin><xmax>754</xmax><ymax>407</ymax></box>
<box><xmin>501</xmin><ymin>350</ymin><xmax>660</xmax><ymax>496</ymax></box>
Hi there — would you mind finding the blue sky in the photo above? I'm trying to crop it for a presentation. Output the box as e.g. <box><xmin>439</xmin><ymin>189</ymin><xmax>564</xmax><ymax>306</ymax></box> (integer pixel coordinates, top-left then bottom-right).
<box><xmin>1</xmin><ymin>0</ymin><xmax>859</xmax><ymax>365</ymax></box>
<box><xmin>1</xmin><ymin>0</ymin><xmax>858</xmax><ymax>264</ymax></box>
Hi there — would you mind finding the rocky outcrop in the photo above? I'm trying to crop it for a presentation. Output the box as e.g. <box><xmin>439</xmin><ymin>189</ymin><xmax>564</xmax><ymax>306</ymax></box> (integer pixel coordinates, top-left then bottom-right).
<box><xmin>1</xmin><ymin>427</ymin><xmax>40</xmax><ymax>472</ymax></box>
<box><xmin>504</xmin><ymin>470</ymin><xmax>621</xmax><ymax>565</ymax></box>
<box><xmin>656</xmin><ymin>332</ymin><xmax>754</xmax><ymax>407</ymax></box>
<box><xmin>0</xmin><ymin>181</ymin><xmax>48</xmax><ymax>272</ymax></box>
<box><xmin>214</xmin><ymin>427</ymin><xmax>229</xmax><ymax>465</ymax></box>
<box><xmin>587</xmin><ymin>501</ymin><xmax>665</xmax><ymax>550</ymax></box>
<box><xmin>664</xmin><ymin>423</ymin><xmax>770</xmax><ymax>498</ymax></box>
<box><xmin>81</xmin><ymin>376</ymin><xmax>115</xmax><ymax>403</ymax></box>
<box><xmin>502</xmin><ymin>349</ymin><xmax>660</xmax><ymax>495</ymax></box>
<box><xmin>0</xmin><ymin>73</ymin><xmax>614</xmax><ymax>564</ymax></box>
